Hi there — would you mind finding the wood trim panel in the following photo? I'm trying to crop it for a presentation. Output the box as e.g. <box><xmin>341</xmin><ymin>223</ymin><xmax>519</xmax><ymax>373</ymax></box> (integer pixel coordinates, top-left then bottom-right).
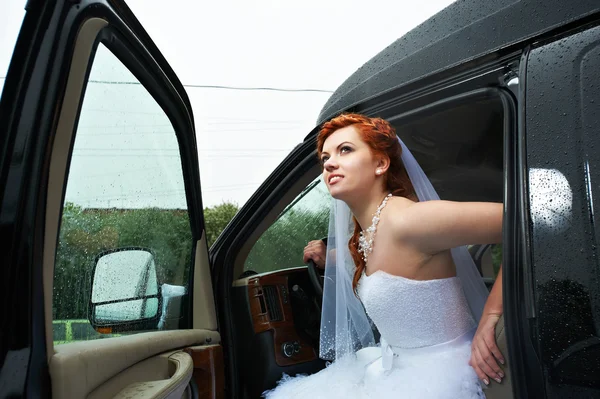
<box><xmin>246</xmin><ymin>271</ymin><xmax>317</xmax><ymax>367</ymax></box>
<box><xmin>184</xmin><ymin>344</ymin><xmax>224</xmax><ymax>399</ymax></box>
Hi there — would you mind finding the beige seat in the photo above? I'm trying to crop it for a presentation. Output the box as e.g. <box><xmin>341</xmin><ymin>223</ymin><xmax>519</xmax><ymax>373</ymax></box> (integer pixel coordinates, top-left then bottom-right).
<box><xmin>483</xmin><ymin>315</ymin><xmax>513</xmax><ymax>399</ymax></box>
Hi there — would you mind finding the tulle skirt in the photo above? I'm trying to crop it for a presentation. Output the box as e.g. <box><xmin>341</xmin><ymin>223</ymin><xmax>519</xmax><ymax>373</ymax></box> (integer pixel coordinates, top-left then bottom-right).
<box><xmin>263</xmin><ymin>338</ymin><xmax>485</xmax><ymax>399</ymax></box>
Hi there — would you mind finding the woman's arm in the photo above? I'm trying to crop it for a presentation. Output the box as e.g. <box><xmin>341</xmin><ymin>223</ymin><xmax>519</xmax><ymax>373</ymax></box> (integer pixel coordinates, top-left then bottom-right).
<box><xmin>391</xmin><ymin>200</ymin><xmax>503</xmax><ymax>254</ymax></box>
<box><xmin>470</xmin><ymin>265</ymin><xmax>504</xmax><ymax>385</ymax></box>
<box><xmin>390</xmin><ymin>199</ymin><xmax>505</xmax><ymax>383</ymax></box>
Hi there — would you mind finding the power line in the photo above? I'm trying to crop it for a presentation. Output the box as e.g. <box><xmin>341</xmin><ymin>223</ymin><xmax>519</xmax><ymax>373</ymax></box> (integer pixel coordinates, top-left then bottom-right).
<box><xmin>73</xmin><ymin>147</ymin><xmax>290</xmax><ymax>152</ymax></box>
<box><xmin>71</xmin><ymin>153</ymin><xmax>287</xmax><ymax>159</ymax></box>
<box><xmin>86</xmin><ymin>79</ymin><xmax>333</xmax><ymax>93</ymax></box>
<box><xmin>76</xmin><ymin>119</ymin><xmax>305</xmax><ymax>129</ymax></box>
<box><xmin>76</xmin><ymin>126</ymin><xmax>304</xmax><ymax>136</ymax></box>
<box><xmin>0</xmin><ymin>76</ymin><xmax>333</xmax><ymax>93</ymax></box>
<box><xmin>77</xmin><ymin>119</ymin><xmax>305</xmax><ymax>129</ymax></box>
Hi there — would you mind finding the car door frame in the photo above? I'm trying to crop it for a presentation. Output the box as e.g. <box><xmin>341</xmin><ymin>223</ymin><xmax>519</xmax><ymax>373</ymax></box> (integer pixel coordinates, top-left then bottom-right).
<box><xmin>209</xmin><ymin>131</ymin><xmax>320</xmax><ymax>397</ymax></box>
<box><xmin>516</xmin><ymin>20</ymin><xmax>600</xmax><ymax>398</ymax></box>
<box><xmin>210</xmin><ymin>72</ymin><xmax>519</xmax><ymax>398</ymax></box>
<box><xmin>0</xmin><ymin>0</ymin><xmax>211</xmax><ymax>397</ymax></box>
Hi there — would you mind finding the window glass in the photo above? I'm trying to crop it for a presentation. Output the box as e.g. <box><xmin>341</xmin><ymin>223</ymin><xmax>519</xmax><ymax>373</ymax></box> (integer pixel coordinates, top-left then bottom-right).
<box><xmin>468</xmin><ymin>244</ymin><xmax>502</xmax><ymax>286</ymax></box>
<box><xmin>53</xmin><ymin>44</ymin><xmax>193</xmax><ymax>344</ymax></box>
<box><xmin>52</xmin><ymin>322</ymin><xmax>67</xmax><ymax>343</ymax></box>
<box><xmin>244</xmin><ymin>177</ymin><xmax>330</xmax><ymax>274</ymax></box>
<box><xmin>490</xmin><ymin>244</ymin><xmax>502</xmax><ymax>277</ymax></box>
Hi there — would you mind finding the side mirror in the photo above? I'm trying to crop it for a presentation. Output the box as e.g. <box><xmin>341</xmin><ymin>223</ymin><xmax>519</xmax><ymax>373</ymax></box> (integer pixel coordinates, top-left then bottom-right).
<box><xmin>89</xmin><ymin>247</ymin><xmax>162</xmax><ymax>332</ymax></box>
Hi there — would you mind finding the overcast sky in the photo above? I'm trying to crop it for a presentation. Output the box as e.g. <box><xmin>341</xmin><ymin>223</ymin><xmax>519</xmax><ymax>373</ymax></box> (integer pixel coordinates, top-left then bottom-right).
<box><xmin>1</xmin><ymin>0</ymin><xmax>455</xmax><ymax>208</ymax></box>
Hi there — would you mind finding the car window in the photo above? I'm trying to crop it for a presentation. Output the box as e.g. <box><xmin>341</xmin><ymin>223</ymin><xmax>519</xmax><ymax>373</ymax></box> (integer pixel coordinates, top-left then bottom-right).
<box><xmin>242</xmin><ymin>181</ymin><xmax>504</xmax><ymax>278</ymax></box>
<box><xmin>52</xmin><ymin>44</ymin><xmax>193</xmax><ymax>344</ymax></box>
<box><xmin>490</xmin><ymin>244</ymin><xmax>502</xmax><ymax>277</ymax></box>
<box><xmin>244</xmin><ymin>176</ymin><xmax>330</xmax><ymax>274</ymax></box>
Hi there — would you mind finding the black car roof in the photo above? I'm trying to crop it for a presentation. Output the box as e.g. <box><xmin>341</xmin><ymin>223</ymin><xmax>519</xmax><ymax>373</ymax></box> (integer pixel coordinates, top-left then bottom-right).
<box><xmin>317</xmin><ymin>0</ymin><xmax>600</xmax><ymax>123</ymax></box>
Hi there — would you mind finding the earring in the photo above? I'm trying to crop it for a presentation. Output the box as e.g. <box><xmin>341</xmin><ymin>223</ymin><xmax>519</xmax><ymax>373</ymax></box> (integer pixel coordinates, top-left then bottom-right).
<box><xmin>376</xmin><ymin>169</ymin><xmax>382</xmax><ymax>175</ymax></box>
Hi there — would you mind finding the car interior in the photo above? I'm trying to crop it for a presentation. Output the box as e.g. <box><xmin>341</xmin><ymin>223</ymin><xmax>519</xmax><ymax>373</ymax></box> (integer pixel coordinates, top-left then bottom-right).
<box><xmin>228</xmin><ymin>88</ymin><xmax>513</xmax><ymax>398</ymax></box>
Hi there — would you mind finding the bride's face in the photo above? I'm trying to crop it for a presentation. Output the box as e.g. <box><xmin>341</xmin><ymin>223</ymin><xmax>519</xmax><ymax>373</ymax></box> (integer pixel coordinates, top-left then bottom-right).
<box><xmin>320</xmin><ymin>125</ymin><xmax>379</xmax><ymax>200</ymax></box>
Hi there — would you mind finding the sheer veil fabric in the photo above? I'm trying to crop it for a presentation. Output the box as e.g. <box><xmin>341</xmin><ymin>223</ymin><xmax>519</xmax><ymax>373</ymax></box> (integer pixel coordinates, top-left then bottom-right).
<box><xmin>318</xmin><ymin>137</ymin><xmax>489</xmax><ymax>361</ymax></box>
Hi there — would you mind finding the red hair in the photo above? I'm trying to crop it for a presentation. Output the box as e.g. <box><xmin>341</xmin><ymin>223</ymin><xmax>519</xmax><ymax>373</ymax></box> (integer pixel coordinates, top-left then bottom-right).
<box><xmin>317</xmin><ymin>113</ymin><xmax>415</xmax><ymax>292</ymax></box>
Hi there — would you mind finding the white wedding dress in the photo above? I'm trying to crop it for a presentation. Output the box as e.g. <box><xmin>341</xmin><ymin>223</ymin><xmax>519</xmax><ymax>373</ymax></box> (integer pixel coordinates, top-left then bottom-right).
<box><xmin>263</xmin><ymin>269</ymin><xmax>485</xmax><ymax>398</ymax></box>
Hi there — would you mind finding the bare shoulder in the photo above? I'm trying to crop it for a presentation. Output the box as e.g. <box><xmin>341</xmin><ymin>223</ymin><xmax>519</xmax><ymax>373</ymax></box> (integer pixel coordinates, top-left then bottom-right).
<box><xmin>384</xmin><ymin>195</ymin><xmax>417</xmax><ymax>211</ymax></box>
<box><xmin>381</xmin><ymin>196</ymin><xmax>418</xmax><ymax>232</ymax></box>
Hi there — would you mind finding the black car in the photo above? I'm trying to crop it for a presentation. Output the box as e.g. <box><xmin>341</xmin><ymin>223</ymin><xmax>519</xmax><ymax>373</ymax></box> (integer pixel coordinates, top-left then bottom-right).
<box><xmin>1</xmin><ymin>1</ymin><xmax>599</xmax><ymax>398</ymax></box>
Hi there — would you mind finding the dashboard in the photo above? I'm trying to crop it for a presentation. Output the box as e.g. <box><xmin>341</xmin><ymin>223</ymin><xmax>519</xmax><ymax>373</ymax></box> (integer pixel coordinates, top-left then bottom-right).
<box><xmin>232</xmin><ymin>267</ymin><xmax>325</xmax><ymax>397</ymax></box>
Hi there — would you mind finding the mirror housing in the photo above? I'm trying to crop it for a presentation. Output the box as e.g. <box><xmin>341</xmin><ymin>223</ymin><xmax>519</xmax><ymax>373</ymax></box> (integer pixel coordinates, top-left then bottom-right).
<box><xmin>89</xmin><ymin>247</ymin><xmax>162</xmax><ymax>332</ymax></box>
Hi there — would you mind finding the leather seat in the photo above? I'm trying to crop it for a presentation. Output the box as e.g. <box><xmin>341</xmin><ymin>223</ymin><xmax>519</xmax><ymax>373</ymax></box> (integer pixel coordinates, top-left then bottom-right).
<box><xmin>483</xmin><ymin>315</ymin><xmax>513</xmax><ymax>398</ymax></box>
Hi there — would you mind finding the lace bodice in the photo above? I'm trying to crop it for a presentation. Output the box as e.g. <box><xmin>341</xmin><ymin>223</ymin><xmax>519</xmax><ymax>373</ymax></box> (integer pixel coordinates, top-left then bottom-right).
<box><xmin>357</xmin><ymin>270</ymin><xmax>476</xmax><ymax>349</ymax></box>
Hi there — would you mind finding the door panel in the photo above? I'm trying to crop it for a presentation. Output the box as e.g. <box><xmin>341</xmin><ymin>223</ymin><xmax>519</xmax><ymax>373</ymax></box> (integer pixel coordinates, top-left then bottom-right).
<box><xmin>52</xmin><ymin>330</ymin><xmax>217</xmax><ymax>398</ymax></box>
<box><xmin>525</xmin><ymin>24</ymin><xmax>600</xmax><ymax>397</ymax></box>
<box><xmin>193</xmin><ymin>237</ymin><xmax>219</xmax><ymax>331</ymax></box>
<box><xmin>109</xmin><ymin>352</ymin><xmax>194</xmax><ymax>399</ymax></box>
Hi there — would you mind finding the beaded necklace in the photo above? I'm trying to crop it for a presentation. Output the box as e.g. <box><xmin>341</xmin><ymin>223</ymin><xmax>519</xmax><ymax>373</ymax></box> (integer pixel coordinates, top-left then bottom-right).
<box><xmin>357</xmin><ymin>193</ymin><xmax>392</xmax><ymax>263</ymax></box>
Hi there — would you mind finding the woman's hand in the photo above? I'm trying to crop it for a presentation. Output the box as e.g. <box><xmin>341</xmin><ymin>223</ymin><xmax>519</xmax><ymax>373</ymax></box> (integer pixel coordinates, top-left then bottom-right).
<box><xmin>469</xmin><ymin>264</ymin><xmax>505</xmax><ymax>386</ymax></box>
<box><xmin>303</xmin><ymin>240</ymin><xmax>327</xmax><ymax>269</ymax></box>
<box><xmin>469</xmin><ymin>312</ymin><xmax>504</xmax><ymax>385</ymax></box>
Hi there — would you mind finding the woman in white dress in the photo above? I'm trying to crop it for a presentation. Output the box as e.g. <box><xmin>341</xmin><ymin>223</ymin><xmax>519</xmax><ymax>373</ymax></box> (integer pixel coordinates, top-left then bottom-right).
<box><xmin>263</xmin><ymin>113</ymin><xmax>505</xmax><ymax>399</ymax></box>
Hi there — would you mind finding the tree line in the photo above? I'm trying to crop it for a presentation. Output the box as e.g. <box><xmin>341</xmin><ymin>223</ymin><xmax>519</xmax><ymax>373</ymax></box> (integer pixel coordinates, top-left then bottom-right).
<box><xmin>53</xmin><ymin>200</ymin><xmax>329</xmax><ymax>321</ymax></box>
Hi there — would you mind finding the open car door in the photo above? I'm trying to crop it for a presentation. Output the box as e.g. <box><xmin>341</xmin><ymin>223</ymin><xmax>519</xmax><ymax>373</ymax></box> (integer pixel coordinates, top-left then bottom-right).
<box><xmin>0</xmin><ymin>1</ymin><xmax>223</xmax><ymax>398</ymax></box>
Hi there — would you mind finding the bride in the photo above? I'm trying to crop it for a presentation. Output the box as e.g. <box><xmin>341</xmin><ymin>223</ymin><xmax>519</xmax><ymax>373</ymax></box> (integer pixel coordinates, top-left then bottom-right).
<box><xmin>263</xmin><ymin>113</ymin><xmax>504</xmax><ymax>398</ymax></box>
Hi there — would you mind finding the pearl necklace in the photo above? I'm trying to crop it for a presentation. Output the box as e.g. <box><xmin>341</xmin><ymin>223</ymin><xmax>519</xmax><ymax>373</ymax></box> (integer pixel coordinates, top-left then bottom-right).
<box><xmin>357</xmin><ymin>193</ymin><xmax>392</xmax><ymax>263</ymax></box>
